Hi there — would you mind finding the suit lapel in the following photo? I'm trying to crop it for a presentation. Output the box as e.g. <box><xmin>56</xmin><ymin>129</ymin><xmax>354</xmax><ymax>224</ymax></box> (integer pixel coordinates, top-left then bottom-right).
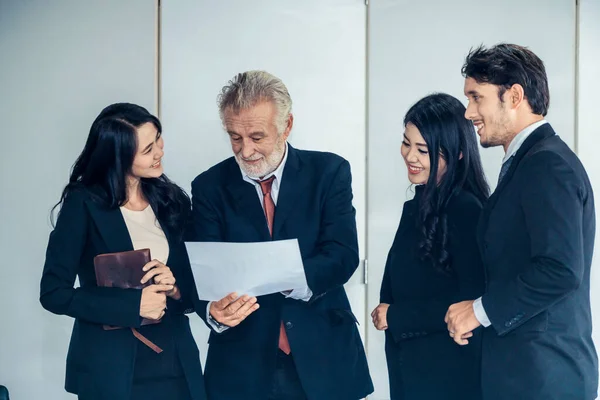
<box><xmin>273</xmin><ymin>145</ymin><xmax>306</xmax><ymax>238</ymax></box>
<box><xmin>480</xmin><ymin>123</ymin><xmax>556</xmax><ymax>233</ymax></box>
<box><xmin>85</xmin><ymin>197</ymin><xmax>134</xmax><ymax>254</ymax></box>
<box><xmin>225</xmin><ymin>160</ymin><xmax>272</xmax><ymax>239</ymax></box>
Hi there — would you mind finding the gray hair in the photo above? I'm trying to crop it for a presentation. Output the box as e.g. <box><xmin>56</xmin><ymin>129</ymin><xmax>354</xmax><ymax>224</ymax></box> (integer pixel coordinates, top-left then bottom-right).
<box><xmin>217</xmin><ymin>70</ymin><xmax>293</xmax><ymax>134</ymax></box>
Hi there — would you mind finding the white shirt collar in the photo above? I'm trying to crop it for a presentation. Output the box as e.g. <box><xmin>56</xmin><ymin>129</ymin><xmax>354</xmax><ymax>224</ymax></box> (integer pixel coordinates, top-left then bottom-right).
<box><xmin>239</xmin><ymin>142</ymin><xmax>289</xmax><ymax>188</ymax></box>
<box><xmin>503</xmin><ymin>119</ymin><xmax>548</xmax><ymax>163</ymax></box>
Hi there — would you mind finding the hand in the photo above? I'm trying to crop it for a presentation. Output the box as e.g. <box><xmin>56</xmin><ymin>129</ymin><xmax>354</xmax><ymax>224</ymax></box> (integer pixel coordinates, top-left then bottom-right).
<box><xmin>371</xmin><ymin>303</ymin><xmax>390</xmax><ymax>331</ymax></box>
<box><xmin>141</xmin><ymin>260</ymin><xmax>180</xmax><ymax>300</ymax></box>
<box><xmin>140</xmin><ymin>284</ymin><xmax>172</xmax><ymax>320</ymax></box>
<box><xmin>445</xmin><ymin>300</ymin><xmax>481</xmax><ymax>345</ymax></box>
<box><xmin>210</xmin><ymin>292</ymin><xmax>259</xmax><ymax>328</ymax></box>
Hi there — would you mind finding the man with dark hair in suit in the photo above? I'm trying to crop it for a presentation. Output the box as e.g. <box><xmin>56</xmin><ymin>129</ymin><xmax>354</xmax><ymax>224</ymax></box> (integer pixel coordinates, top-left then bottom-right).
<box><xmin>188</xmin><ymin>70</ymin><xmax>373</xmax><ymax>400</ymax></box>
<box><xmin>445</xmin><ymin>43</ymin><xmax>598</xmax><ymax>400</ymax></box>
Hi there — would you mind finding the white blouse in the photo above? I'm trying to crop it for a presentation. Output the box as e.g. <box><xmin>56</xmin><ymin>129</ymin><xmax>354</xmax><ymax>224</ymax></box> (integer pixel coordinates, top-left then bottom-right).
<box><xmin>120</xmin><ymin>205</ymin><xmax>169</xmax><ymax>263</ymax></box>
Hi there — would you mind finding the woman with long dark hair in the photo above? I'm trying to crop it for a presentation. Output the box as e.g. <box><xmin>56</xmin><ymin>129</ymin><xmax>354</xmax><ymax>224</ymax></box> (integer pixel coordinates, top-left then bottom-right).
<box><xmin>371</xmin><ymin>93</ymin><xmax>489</xmax><ymax>399</ymax></box>
<box><xmin>40</xmin><ymin>103</ymin><xmax>206</xmax><ymax>400</ymax></box>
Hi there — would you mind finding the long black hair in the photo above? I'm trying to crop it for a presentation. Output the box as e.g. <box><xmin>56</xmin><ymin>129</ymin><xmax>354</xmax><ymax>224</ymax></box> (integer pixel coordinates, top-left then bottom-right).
<box><xmin>404</xmin><ymin>93</ymin><xmax>489</xmax><ymax>274</ymax></box>
<box><xmin>52</xmin><ymin>103</ymin><xmax>190</xmax><ymax>238</ymax></box>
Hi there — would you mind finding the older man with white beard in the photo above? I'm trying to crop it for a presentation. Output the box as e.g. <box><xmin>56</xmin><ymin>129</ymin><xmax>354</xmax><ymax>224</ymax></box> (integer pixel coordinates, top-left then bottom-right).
<box><xmin>188</xmin><ymin>70</ymin><xmax>373</xmax><ymax>400</ymax></box>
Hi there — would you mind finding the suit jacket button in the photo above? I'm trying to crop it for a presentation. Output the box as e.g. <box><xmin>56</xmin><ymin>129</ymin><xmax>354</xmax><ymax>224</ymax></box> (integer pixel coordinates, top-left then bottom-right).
<box><xmin>408</xmin><ymin>332</ymin><xmax>414</xmax><ymax>338</ymax></box>
<box><xmin>400</xmin><ymin>333</ymin><xmax>407</xmax><ymax>339</ymax></box>
<box><xmin>285</xmin><ymin>322</ymin><xmax>293</xmax><ymax>329</ymax></box>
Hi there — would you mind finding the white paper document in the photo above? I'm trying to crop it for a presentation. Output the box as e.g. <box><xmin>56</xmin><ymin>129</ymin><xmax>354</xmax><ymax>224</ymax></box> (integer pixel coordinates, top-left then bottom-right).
<box><xmin>185</xmin><ymin>239</ymin><xmax>308</xmax><ymax>301</ymax></box>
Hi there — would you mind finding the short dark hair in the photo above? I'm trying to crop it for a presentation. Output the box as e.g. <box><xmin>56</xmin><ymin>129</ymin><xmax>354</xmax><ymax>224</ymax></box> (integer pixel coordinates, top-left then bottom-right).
<box><xmin>462</xmin><ymin>43</ymin><xmax>550</xmax><ymax>116</ymax></box>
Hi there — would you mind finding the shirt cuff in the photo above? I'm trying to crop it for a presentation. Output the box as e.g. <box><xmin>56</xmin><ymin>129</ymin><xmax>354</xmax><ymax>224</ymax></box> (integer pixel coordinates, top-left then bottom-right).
<box><xmin>285</xmin><ymin>287</ymin><xmax>313</xmax><ymax>302</ymax></box>
<box><xmin>206</xmin><ymin>302</ymin><xmax>229</xmax><ymax>333</ymax></box>
<box><xmin>473</xmin><ymin>297</ymin><xmax>491</xmax><ymax>327</ymax></box>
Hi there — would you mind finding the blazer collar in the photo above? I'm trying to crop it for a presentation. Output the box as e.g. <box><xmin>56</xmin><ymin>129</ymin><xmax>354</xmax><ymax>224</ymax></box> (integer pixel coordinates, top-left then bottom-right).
<box><xmin>84</xmin><ymin>192</ymin><xmax>176</xmax><ymax>255</ymax></box>
<box><xmin>224</xmin><ymin>144</ymin><xmax>306</xmax><ymax>238</ymax></box>
<box><xmin>478</xmin><ymin>123</ymin><xmax>556</xmax><ymax>238</ymax></box>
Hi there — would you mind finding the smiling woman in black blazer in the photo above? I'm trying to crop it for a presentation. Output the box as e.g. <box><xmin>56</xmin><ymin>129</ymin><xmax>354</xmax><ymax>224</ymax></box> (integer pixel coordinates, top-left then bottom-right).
<box><xmin>40</xmin><ymin>103</ymin><xmax>206</xmax><ymax>400</ymax></box>
<box><xmin>371</xmin><ymin>93</ymin><xmax>489</xmax><ymax>400</ymax></box>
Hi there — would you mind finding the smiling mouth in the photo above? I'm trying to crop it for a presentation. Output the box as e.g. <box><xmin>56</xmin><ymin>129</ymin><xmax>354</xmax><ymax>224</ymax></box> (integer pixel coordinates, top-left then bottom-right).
<box><xmin>242</xmin><ymin>158</ymin><xmax>263</xmax><ymax>164</ymax></box>
<box><xmin>150</xmin><ymin>160</ymin><xmax>161</xmax><ymax>168</ymax></box>
<box><xmin>473</xmin><ymin>121</ymin><xmax>484</xmax><ymax>132</ymax></box>
<box><xmin>408</xmin><ymin>165</ymin><xmax>424</xmax><ymax>174</ymax></box>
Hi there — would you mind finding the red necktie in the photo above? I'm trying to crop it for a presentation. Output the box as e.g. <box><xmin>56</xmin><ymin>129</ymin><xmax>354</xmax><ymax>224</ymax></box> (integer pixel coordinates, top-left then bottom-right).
<box><xmin>258</xmin><ymin>176</ymin><xmax>291</xmax><ymax>355</ymax></box>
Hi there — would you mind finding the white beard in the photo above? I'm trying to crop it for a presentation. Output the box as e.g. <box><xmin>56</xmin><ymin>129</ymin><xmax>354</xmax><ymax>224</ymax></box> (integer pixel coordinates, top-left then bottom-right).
<box><xmin>236</xmin><ymin>138</ymin><xmax>286</xmax><ymax>179</ymax></box>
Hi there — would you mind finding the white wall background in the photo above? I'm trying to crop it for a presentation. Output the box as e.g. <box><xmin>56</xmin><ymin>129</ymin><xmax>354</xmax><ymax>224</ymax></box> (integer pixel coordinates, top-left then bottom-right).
<box><xmin>578</xmin><ymin>0</ymin><xmax>600</xmax><ymax>356</ymax></box>
<box><xmin>0</xmin><ymin>1</ymin><xmax>156</xmax><ymax>399</ymax></box>
<box><xmin>0</xmin><ymin>1</ymin><xmax>597</xmax><ymax>399</ymax></box>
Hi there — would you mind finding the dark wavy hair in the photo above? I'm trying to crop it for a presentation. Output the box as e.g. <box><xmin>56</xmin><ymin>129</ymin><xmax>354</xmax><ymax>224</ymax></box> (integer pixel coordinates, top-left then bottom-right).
<box><xmin>462</xmin><ymin>43</ymin><xmax>549</xmax><ymax>116</ymax></box>
<box><xmin>404</xmin><ymin>93</ymin><xmax>489</xmax><ymax>274</ymax></box>
<box><xmin>52</xmin><ymin>103</ymin><xmax>190</xmax><ymax>238</ymax></box>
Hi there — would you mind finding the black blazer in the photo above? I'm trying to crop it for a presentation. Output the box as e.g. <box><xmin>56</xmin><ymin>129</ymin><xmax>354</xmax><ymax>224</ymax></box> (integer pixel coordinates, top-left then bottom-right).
<box><xmin>40</xmin><ymin>187</ymin><xmax>206</xmax><ymax>400</ymax></box>
<box><xmin>380</xmin><ymin>186</ymin><xmax>484</xmax><ymax>400</ymax></box>
<box><xmin>188</xmin><ymin>145</ymin><xmax>374</xmax><ymax>400</ymax></box>
<box><xmin>478</xmin><ymin>123</ymin><xmax>598</xmax><ymax>400</ymax></box>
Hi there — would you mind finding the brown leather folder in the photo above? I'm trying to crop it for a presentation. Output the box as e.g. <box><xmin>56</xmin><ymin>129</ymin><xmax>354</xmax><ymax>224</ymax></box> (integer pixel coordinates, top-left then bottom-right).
<box><xmin>93</xmin><ymin>248</ymin><xmax>162</xmax><ymax>330</ymax></box>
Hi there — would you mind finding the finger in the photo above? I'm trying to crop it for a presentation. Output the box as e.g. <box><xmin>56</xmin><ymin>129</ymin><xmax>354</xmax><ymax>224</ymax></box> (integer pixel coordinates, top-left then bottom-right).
<box><xmin>231</xmin><ymin>297</ymin><xmax>257</xmax><ymax>322</ymax></box>
<box><xmin>229</xmin><ymin>298</ymin><xmax>259</xmax><ymax>322</ymax></box>
<box><xmin>227</xmin><ymin>302</ymin><xmax>260</xmax><ymax>325</ymax></box>
<box><xmin>370</xmin><ymin>308</ymin><xmax>377</xmax><ymax>318</ymax></box>
<box><xmin>225</xmin><ymin>295</ymin><xmax>255</xmax><ymax>316</ymax></box>
<box><xmin>455</xmin><ymin>337</ymin><xmax>469</xmax><ymax>346</ymax></box>
<box><xmin>142</xmin><ymin>259</ymin><xmax>162</xmax><ymax>272</ymax></box>
<box><xmin>446</xmin><ymin>320</ymin><xmax>455</xmax><ymax>332</ymax></box>
<box><xmin>155</xmin><ymin>278</ymin><xmax>176</xmax><ymax>287</ymax></box>
<box><xmin>376</xmin><ymin>319</ymin><xmax>388</xmax><ymax>331</ymax></box>
<box><xmin>153</xmin><ymin>274</ymin><xmax>176</xmax><ymax>286</ymax></box>
<box><xmin>216</xmin><ymin>292</ymin><xmax>238</xmax><ymax>310</ymax></box>
<box><xmin>444</xmin><ymin>310</ymin><xmax>450</xmax><ymax>324</ymax></box>
<box><xmin>149</xmin><ymin>284</ymin><xmax>174</xmax><ymax>293</ymax></box>
<box><xmin>452</xmin><ymin>330</ymin><xmax>469</xmax><ymax>345</ymax></box>
<box><xmin>141</xmin><ymin>268</ymin><xmax>164</xmax><ymax>284</ymax></box>
<box><xmin>462</xmin><ymin>332</ymin><xmax>474</xmax><ymax>339</ymax></box>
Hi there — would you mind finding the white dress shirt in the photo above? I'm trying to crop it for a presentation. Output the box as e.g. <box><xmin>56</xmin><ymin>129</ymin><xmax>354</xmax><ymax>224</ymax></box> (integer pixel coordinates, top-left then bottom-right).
<box><xmin>207</xmin><ymin>143</ymin><xmax>313</xmax><ymax>332</ymax></box>
<box><xmin>473</xmin><ymin>119</ymin><xmax>548</xmax><ymax>327</ymax></box>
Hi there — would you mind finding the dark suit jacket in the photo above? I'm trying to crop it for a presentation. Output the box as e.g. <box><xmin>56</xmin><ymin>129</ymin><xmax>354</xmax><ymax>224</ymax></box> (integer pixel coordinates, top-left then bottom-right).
<box><xmin>380</xmin><ymin>186</ymin><xmax>484</xmax><ymax>400</ymax></box>
<box><xmin>40</xmin><ymin>187</ymin><xmax>206</xmax><ymax>400</ymax></box>
<box><xmin>188</xmin><ymin>145</ymin><xmax>374</xmax><ymax>400</ymax></box>
<box><xmin>478</xmin><ymin>123</ymin><xmax>598</xmax><ymax>400</ymax></box>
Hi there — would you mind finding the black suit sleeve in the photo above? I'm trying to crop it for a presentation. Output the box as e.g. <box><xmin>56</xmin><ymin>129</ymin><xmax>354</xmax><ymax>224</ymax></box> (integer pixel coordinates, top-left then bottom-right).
<box><xmin>303</xmin><ymin>160</ymin><xmax>360</xmax><ymax>299</ymax></box>
<box><xmin>384</xmin><ymin>197</ymin><xmax>484</xmax><ymax>341</ymax></box>
<box><xmin>482</xmin><ymin>152</ymin><xmax>585</xmax><ymax>335</ymax></box>
<box><xmin>379</xmin><ymin>252</ymin><xmax>394</xmax><ymax>305</ymax></box>
<box><xmin>188</xmin><ymin>179</ymin><xmax>223</xmax><ymax>327</ymax></box>
<box><xmin>40</xmin><ymin>190</ymin><xmax>143</xmax><ymax>328</ymax></box>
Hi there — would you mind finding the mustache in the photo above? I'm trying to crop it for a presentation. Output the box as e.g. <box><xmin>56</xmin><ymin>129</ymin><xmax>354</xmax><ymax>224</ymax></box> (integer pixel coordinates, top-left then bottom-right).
<box><xmin>236</xmin><ymin>153</ymin><xmax>263</xmax><ymax>162</ymax></box>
